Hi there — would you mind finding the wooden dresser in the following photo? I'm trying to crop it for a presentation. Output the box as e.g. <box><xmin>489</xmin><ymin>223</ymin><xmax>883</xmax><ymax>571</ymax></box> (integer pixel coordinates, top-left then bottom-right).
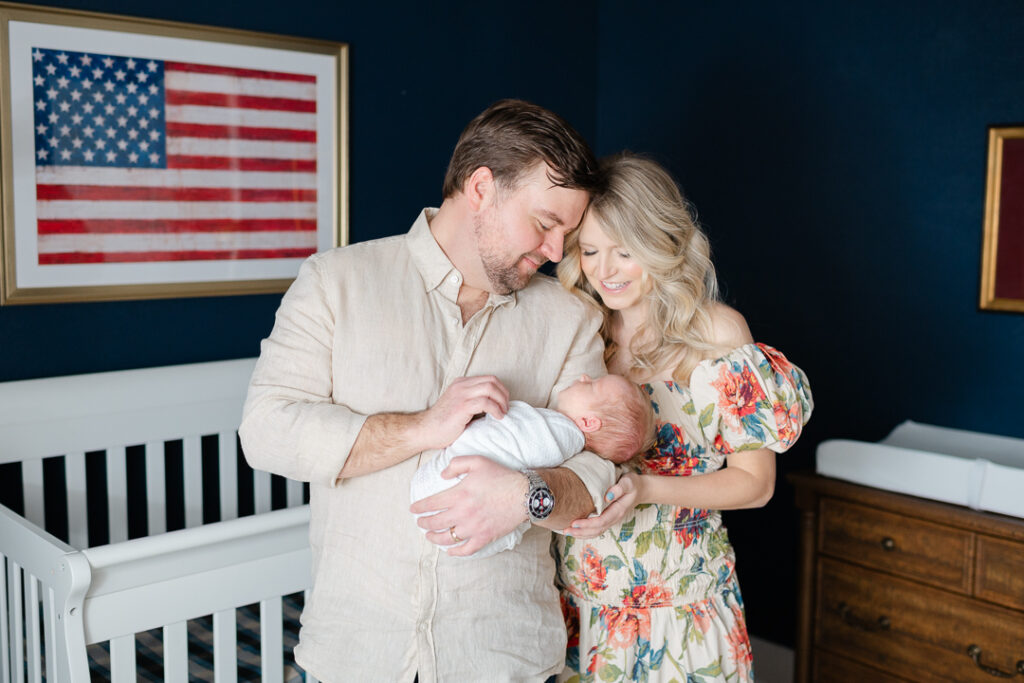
<box><xmin>790</xmin><ymin>472</ymin><xmax>1024</xmax><ymax>682</ymax></box>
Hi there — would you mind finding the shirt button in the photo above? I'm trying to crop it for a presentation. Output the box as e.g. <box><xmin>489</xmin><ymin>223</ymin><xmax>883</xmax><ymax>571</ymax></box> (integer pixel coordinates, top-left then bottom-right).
<box><xmin>449</xmin><ymin>274</ymin><xmax>460</xmax><ymax>285</ymax></box>
<box><xmin>417</xmin><ymin>622</ymin><xmax>427</xmax><ymax>632</ymax></box>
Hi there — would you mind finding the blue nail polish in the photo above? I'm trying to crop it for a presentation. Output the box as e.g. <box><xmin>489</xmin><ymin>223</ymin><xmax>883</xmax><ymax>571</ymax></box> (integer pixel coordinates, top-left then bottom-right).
<box><xmin>606</xmin><ymin>492</ymin><xmax>615</xmax><ymax>501</ymax></box>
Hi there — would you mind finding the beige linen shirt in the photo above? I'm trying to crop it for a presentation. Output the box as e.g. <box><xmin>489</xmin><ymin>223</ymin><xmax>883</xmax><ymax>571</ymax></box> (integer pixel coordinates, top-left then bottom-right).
<box><xmin>239</xmin><ymin>209</ymin><xmax>615</xmax><ymax>682</ymax></box>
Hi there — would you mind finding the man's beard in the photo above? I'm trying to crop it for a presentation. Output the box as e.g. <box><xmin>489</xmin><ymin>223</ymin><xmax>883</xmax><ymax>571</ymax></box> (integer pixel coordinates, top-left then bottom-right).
<box><xmin>474</xmin><ymin>214</ymin><xmax>535</xmax><ymax>295</ymax></box>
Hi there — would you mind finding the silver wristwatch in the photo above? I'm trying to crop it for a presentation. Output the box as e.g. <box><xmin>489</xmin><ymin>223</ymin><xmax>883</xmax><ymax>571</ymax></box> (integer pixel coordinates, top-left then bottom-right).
<box><xmin>523</xmin><ymin>469</ymin><xmax>554</xmax><ymax>522</ymax></box>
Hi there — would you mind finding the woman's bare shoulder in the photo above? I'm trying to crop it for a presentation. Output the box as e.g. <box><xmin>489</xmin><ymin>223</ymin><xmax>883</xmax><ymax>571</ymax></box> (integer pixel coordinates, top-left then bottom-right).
<box><xmin>706</xmin><ymin>302</ymin><xmax>754</xmax><ymax>349</ymax></box>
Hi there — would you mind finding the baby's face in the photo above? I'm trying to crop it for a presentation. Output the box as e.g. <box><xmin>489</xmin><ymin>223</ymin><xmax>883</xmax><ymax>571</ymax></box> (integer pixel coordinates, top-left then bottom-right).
<box><xmin>558</xmin><ymin>374</ymin><xmax>632</xmax><ymax>420</ymax></box>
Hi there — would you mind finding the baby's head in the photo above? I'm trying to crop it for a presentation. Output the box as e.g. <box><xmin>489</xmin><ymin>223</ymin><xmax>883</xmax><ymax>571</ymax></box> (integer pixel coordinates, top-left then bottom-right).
<box><xmin>557</xmin><ymin>374</ymin><xmax>656</xmax><ymax>463</ymax></box>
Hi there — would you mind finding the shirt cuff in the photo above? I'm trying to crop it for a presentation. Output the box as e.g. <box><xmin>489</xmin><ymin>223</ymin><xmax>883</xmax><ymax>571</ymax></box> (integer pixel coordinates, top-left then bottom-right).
<box><xmin>560</xmin><ymin>450</ymin><xmax>616</xmax><ymax>515</ymax></box>
<box><xmin>294</xmin><ymin>404</ymin><xmax>369</xmax><ymax>487</ymax></box>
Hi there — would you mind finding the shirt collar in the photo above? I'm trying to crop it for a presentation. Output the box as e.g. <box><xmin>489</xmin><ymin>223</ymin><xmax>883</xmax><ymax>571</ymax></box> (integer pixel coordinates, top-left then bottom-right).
<box><xmin>407</xmin><ymin>208</ymin><xmax>517</xmax><ymax>308</ymax></box>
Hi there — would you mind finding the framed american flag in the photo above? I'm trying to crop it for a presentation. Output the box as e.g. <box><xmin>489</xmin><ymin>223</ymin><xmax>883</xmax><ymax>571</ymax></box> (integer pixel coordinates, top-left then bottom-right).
<box><xmin>0</xmin><ymin>2</ymin><xmax>347</xmax><ymax>304</ymax></box>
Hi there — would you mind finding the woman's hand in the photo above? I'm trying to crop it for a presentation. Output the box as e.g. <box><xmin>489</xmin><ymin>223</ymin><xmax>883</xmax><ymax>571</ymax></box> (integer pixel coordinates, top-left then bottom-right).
<box><xmin>563</xmin><ymin>471</ymin><xmax>643</xmax><ymax>539</ymax></box>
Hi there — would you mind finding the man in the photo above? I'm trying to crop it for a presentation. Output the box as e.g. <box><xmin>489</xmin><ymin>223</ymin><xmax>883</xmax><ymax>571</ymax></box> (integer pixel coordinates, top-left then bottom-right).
<box><xmin>239</xmin><ymin>99</ymin><xmax>616</xmax><ymax>681</ymax></box>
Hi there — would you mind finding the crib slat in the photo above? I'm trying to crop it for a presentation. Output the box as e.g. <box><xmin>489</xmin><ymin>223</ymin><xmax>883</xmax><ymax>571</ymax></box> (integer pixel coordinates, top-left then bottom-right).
<box><xmin>163</xmin><ymin>621</ymin><xmax>188</xmax><ymax>682</ymax></box>
<box><xmin>109</xmin><ymin>634</ymin><xmax>136</xmax><ymax>683</ymax></box>
<box><xmin>213</xmin><ymin>609</ymin><xmax>238</xmax><ymax>683</ymax></box>
<box><xmin>285</xmin><ymin>479</ymin><xmax>304</xmax><ymax>509</ymax></box>
<box><xmin>302</xmin><ymin>590</ymin><xmax>318</xmax><ymax>683</ymax></box>
<box><xmin>183</xmin><ymin>436</ymin><xmax>203</xmax><ymax>528</ymax></box>
<box><xmin>65</xmin><ymin>452</ymin><xmax>89</xmax><ymax>549</ymax></box>
<box><xmin>9</xmin><ymin>562</ymin><xmax>24</xmax><ymax>683</ymax></box>
<box><xmin>22</xmin><ymin>459</ymin><xmax>44</xmax><ymax>529</ymax></box>
<box><xmin>43</xmin><ymin>587</ymin><xmax>56</xmax><ymax>683</ymax></box>
<box><xmin>260</xmin><ymin>598</ymin><xmax>283</xmax><ymax>683</ymax></box>
<box><xmin>145</xmin><ymin>441</ymin><xmax>167</xmax><ymax>535</ymax></box>
<box><xmin>218</xmin><ymin>432</ymin><xmax>238</xmax><ymax>521</ymax></box>
<box><xmin>254</xmin><ymin>471</ymin><xmax>272</xmax><ymax>515</ymax></box>
<box><xmin>24</xmin><ymin>576</ymin><xmax>41</xmax><ymax>683</ymax></box>
<box><xmin>106</xmin><ymin>447</ymin><xmax>129</xmax><ymax>544</ymax></box>
<box><xmin>1</xmin><ymin>558</ymin><xmax>10</xmax><ymax>683</ymax></box>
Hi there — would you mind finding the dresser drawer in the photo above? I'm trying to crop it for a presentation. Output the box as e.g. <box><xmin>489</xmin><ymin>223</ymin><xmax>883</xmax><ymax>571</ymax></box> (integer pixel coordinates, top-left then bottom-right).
<box><xmin>819</xmin><ymin>498</ymin><xmax>972</xmax><ymax>592</ymax></box>
<box><xmin>813</xmin><ymin>649</ymin><xmax>909</xmax><ymax>682</ymax></box>
<box><xmin>976</xmin><ymin>534</ymin><xmax>1024</xmax><ymax>610</ymax></box>
<box><xmin>816</xmin><ymin>557</ymin><xmax>1024</xmax><ymax>682</ymax></box>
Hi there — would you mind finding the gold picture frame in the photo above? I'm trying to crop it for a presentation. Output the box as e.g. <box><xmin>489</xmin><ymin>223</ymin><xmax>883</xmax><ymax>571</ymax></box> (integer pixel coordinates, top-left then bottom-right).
<box><xmin>980</xmin><ymin>126</ymin><xmax>1024</xmax><ymax>313</ymax></box>
<box><xmin>0</xmin><ymin>1</ymin><xmax>348</xmax><ymax>305</ymax></box>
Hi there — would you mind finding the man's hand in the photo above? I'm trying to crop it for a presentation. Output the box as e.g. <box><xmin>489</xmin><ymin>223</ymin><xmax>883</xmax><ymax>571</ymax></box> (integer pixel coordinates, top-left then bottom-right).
<box><xmin>410</xmin><ymin>456</ymin><xmax>528</xmax><ymax>557</ymax></box>
<box><xmin>416</xmin><ymin>376</ymin><xmax>510</xmax><ymax>450</ymax></box>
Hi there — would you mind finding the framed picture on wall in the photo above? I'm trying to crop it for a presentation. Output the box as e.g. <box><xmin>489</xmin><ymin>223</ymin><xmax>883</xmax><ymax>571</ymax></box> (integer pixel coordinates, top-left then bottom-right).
<box><xmin>0</xmin><ymin>2</ymin><xmax>348</xmax><ymax>305</ymax></box>
<box><xmin>980</xmin><ymin>126</ymin><xmax>1024</xmax><ymax>313</ymax></box>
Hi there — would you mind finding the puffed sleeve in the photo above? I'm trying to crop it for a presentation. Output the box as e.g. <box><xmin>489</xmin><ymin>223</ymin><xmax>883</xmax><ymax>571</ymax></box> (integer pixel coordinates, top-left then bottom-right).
<box><xmin>687</xmin><ymin>343</ymin><xmax>813</xmax><ymax>454</ymax></box>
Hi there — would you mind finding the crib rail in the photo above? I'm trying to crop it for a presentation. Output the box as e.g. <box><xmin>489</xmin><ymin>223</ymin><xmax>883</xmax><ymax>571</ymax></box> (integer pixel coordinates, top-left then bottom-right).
<box><xmin>0</xmin><ymin>359</ymin><xmax>255</xmax><ymax>462</ymax></box>
<box><xmin>81</xmin><ymin>506</ymin><xmax>310</xmax><ymax>642</ymax></box>
<box><xmin>82</xmin><ymin>505</ymin><xmax>312</xmax><ymax>683</ymax></box>
<box><xmin>2</xmin><ymin>502</ymin><xmax>313</xmax><ymax>682</ymax></box>
<box><xmin>1</xmin><ymin>505</ymin><xmax>91</xmax><ymax>682</ymax></box>
<box><xmin>0</xmin><ymin>359</ymin><xmax>316</xmax><ymax>682</ymax></box>
<box><xmin>0</xmin><ymin>359</ymin><xmax>309</xmax><ymax>549</ymax></box>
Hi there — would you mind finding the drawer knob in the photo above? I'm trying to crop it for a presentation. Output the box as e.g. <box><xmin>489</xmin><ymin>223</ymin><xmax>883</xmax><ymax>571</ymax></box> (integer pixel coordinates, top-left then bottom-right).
<box><xmin>880</xmin><ymin>536</ymin><xmax>896</xmax><ymax>551</ymax></box>
<box><xmin>837</xmin><ymin>602</ymin><xmax>891</xmax><ymax>632</ymax></box>
<box><xmin>966</xmin><ymin>644</ymin><xmax>1024</xmax><ymax>678</ymax></box>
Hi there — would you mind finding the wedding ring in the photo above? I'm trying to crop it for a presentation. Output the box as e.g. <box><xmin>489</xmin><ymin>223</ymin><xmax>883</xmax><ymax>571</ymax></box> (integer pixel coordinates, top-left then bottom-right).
<box><xmin>449</xmin><ymin>527</ymin><xmax>463</xmax><ymax>543</ymax></box>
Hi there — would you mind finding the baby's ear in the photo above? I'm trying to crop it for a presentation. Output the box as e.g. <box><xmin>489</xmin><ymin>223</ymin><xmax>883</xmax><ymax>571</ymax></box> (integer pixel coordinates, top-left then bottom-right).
<box><xmin>574</xmin><ymin>415</ymin><xmax>602</xmax><ymax>433</ymax></box>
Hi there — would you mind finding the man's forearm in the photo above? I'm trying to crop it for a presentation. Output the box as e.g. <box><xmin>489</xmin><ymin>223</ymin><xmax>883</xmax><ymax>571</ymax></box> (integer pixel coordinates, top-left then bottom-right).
<box><xmin>338</xmin><ymin>411</ymin><xmax>427</xmax><ymax>480</ymax></box>
<box><xmin>533</xmin><ymin>467</ymin><xmax>596</xmax><ymax>530</ymax></box>
<box><xmin>338</xmin><ymin>375</ymin><xmax>512</xmax><ymax>482</ymax></box>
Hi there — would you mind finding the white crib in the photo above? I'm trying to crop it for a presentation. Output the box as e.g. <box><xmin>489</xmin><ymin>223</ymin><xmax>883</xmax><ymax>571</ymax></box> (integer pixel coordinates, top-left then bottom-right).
<box><xmin>0</xmin><ymin>359</ymin><xmax>315</xmax><ymax>683</ymax></box>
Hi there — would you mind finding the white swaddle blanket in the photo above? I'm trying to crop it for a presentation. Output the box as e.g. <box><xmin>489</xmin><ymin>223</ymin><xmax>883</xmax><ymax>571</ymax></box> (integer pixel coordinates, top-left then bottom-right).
<box><xmin>409</xmin><ymin>400</ymin><xmax>585</xmax><ymax>558</ymax></box>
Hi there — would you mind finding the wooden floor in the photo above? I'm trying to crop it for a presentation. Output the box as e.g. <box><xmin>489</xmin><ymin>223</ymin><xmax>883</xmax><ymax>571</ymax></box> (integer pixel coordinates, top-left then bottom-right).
<box><xmin>751</xmin><ymin>636</ymin><xmax>794</xmax><ymax>683</ymax></box>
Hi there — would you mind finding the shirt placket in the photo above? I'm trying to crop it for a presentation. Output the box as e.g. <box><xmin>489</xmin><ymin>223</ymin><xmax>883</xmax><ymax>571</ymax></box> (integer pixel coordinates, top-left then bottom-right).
<box><xmin>415</xmin><ymin>287</ymin><xmax>497</xmax><ymax>682</ymax></box>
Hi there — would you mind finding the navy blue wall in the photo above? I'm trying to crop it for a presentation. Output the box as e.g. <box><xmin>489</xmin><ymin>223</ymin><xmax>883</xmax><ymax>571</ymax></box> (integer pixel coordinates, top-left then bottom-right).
<box><xmin>0</xmin><ymin>0</ymin><xmax>599</xmax><ymax>381</ymax></box>
<box><xmin>596</xmin><ymin>0</ymin><xmax>1024</xmax><ymax>646</ymax></box>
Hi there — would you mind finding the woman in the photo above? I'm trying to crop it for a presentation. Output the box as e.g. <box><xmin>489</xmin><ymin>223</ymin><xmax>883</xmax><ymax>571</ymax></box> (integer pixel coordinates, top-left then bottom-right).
<box><xmin>554</xmin><ymin>153</ymin><xmax>813</xmax><ymax>682</ymax></box>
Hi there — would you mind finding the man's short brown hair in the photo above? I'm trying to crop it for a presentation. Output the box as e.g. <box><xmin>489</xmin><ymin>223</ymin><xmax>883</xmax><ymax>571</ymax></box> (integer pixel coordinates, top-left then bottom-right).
<box><xmin>442</xmin><ymin>99</ymin><xmax>603</xmax><ymax>199</ymax></box>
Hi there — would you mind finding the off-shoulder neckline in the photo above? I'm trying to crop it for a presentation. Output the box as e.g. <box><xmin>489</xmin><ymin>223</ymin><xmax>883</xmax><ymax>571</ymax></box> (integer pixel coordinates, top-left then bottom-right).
<box><xmin>637</xmin><ymin>342</ymin><xmax>766</xmax><ymax>389</ymax></box>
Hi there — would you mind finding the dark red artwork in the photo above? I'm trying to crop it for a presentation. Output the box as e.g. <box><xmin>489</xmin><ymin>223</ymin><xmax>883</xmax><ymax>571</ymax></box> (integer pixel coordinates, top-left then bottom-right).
<box><xmin>994</xmin><ymin>138</ymin><xmax>1024</xmax><ymax>301</ymax></box>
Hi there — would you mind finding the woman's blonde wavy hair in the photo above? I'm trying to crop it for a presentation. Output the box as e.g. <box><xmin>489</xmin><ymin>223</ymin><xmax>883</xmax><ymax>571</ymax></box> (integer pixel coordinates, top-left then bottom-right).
<box><xmin>558</xmin><ymin>152</ymin><xmax>724</xmax><ymax>384</ymax></box>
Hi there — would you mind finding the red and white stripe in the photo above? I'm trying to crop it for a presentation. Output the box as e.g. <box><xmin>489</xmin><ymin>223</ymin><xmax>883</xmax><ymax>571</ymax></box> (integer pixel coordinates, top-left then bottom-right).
<box><xmin>36</xmin><ymin>62</ymin><xmax>318</xmax><ymax>265</ymax></box>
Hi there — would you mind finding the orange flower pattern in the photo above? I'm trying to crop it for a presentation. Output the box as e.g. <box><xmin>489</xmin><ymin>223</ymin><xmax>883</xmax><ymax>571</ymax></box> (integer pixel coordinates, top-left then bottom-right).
<box><xmin>711</xmin><ymin>363</ymin><xmax>767</xmax><ymax>431</ymax></box>
<box><xmin>576</xmin><ymin>545</ymin><xmax>608</xmax><ymax>594</ymax></box>
<box><xmin>554</xmin><ymin>344</ymin><xmax>812</xmax><ymax>683</ymax></box>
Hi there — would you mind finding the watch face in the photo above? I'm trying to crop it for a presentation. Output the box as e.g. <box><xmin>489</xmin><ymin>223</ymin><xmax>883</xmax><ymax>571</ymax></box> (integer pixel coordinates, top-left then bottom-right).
<box><xmin>528</xmin><ymin>488</ymin><xmax>554</xmax><ymax>519</ymax></box>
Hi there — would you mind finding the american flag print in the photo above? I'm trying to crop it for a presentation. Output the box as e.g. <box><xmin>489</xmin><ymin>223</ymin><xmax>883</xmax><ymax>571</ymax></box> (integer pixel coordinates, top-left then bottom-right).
<box><xmin>31</xmin><ymin>46</ymin><xmax>319</xmax><ymax>265</ymax></box>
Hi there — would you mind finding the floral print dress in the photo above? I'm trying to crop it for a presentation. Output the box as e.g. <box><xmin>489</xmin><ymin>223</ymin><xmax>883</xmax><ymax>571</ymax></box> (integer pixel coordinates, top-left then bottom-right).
<box><xmin>554</xmin><ymin>343</ymin><xmax>813</xmax><ymax>683</ymax></box>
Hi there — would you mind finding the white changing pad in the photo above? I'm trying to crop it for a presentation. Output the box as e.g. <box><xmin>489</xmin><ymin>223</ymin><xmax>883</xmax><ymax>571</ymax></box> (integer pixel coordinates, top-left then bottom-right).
<box><xmin>816</xmin><ymin>420</ymin><xmax>1024</xmax><ymax>519</ymax></box>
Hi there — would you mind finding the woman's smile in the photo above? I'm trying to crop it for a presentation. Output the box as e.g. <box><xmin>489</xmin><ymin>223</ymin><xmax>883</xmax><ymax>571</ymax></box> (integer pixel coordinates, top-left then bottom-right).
<box><xmin>600</xmin><ymin>280</ymin><xmax>631</xmax><ymax>292</ymax></box>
